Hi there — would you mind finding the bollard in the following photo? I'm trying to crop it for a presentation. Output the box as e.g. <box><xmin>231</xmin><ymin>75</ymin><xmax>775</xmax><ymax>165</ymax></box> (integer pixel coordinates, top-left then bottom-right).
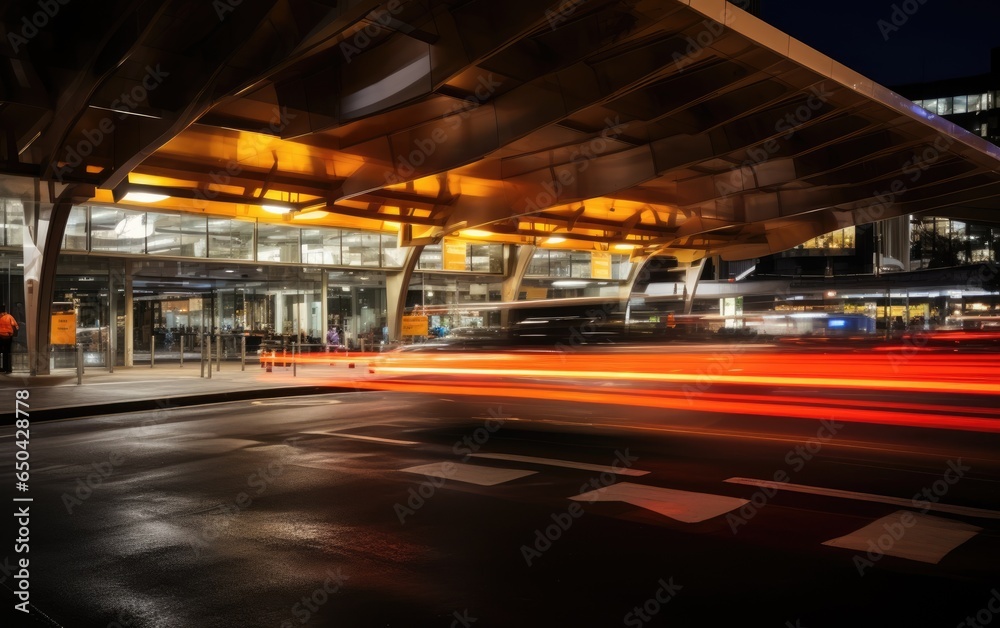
<box><xmin>107</xmin><ymin>338</ymin><xmax>114</xmax><ymax>373</ymax></box>
<box><xmin>151</xmin><ymin>336</ymin><xmax>156</xmax><ymax>368</ymax></box>
<box><xmin>206</xmin><ymin>335</ymin><xmax>213</xmax><ymax>379</ymax></box>
<box><xmin>241</xmin><ymin>336</ymin><xmax>246</xmax><ymax>371</ymax></box>
<box><xmin>292</xmin><ymin>342</ymin><xmax>297</xmax><ymax>377</ymax></box>
<box><xmin>216</xmin><ymin>333</ymin><xmax>222</xmax><ymax>372</ymax></box>
<box><xmin>76</xmin><ymin>344</ymin><xmax>83</xmax><ymax>385</ymax></box>
<box><xmin>266</xmin><ymin>350</ymin><xmax>273</xmax><ymax>373</ymax></box>
<box><xmin>200</xmin><ymin>335</ymin><xmax>207</xmax><ymax>378</ymax></box>
<box><xmin>180</xmin><ymin>334</ymin><xmax>184</xmax><ymax>368</ymax></box>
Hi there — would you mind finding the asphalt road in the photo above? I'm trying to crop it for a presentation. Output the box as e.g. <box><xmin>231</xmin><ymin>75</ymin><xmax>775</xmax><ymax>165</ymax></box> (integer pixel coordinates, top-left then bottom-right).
<box><xmin>2</xmin><ymin>389</ymin><xmax>999</xmax><ymax>628</ymax></box>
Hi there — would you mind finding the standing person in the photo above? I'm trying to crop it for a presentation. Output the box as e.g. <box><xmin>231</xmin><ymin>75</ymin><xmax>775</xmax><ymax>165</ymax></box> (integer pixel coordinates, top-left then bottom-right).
<box><xmin>326</xmin><ymin>325</ymin><xmax>340</xmax><ymax>351</ymax></box>
<box><xmin>0</xmin><ymin>304</ymin><xmax>19</xmax><ymax>374</ymax></box>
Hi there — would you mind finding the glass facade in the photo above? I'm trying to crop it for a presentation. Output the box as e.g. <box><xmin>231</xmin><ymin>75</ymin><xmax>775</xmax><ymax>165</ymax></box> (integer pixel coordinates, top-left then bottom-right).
<box><xmin>910</xmin><ymin>217</ymin><xmax>1000</xmax><ymax>270</ymax></box>
<box><xmin>416</xmin><ymin>241</ymin><xmax>503</xmax><ymax>272</ymax></box>
<box><xmin>527</xmin><ymin>249</ymin><xmax>631</xmax><ymax>279</ymax></box>
<box><xmin>787</xmin><ymin>227</ymin><xmax>856</xmax><ymax>256</ymax></box>
<box><xmin>57</xmin><ymin>204</ymin><xmax>404</xmax><ymax>268</ymax></box>
<box><xmin>208</xmin><ymin>218</ymin><xmax>254</xmax><ymax>260</ymax></box>
<box><xmin>913</xmin><ymin>92</ymin><xmax>995</xmax><ymax>115</ymax></box>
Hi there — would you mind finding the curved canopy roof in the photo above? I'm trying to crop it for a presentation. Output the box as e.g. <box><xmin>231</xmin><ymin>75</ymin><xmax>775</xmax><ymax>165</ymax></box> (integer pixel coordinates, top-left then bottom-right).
<box><xmin>3</xmin><ymin>0</ymin><xmax>999</xmax><ymax>261</ymax></box>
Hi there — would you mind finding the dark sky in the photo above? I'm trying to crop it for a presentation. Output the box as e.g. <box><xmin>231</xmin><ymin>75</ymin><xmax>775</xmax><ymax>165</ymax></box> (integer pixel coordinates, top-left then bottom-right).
<box><xmin>759</xmin><ymin>0</ymin><xmax>1000</xmax><ymax>87</ymax></box>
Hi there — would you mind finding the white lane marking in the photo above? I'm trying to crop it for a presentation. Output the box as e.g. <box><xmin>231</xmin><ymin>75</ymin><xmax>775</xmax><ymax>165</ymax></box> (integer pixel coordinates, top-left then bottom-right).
<box><xmin>401</xmin><ymin>462</ymin><xmax>536</xmax><ymax>486</ymax></box>
<box><xmin>725</xmin><ymin>477</ymin><xmax>1000</xmax><ymax>520</ymax></box>
<box><xmin>470</xmin><ymin>453</ymin><xmax>650</xmax><ymax>476</ymax></box>
<box><xmin>823</xmin><ymin>511</ymin><xmax>981</xmax><ymax>564</ymax></box>
<box><xmin>305</xmin><ymin>431</ymin><xmax>418</xmax><ymax>445</ymax></box>
<box><xmin>571</xmin><ymin>482</ymin><xmax>748</xmax><ymax>523</ymax></box>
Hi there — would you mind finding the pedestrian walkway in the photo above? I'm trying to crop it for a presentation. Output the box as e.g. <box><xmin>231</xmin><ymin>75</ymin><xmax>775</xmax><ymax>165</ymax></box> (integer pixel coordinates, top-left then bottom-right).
<box><xmin>0</xmin><ymin>355</ymin><xmax>378</xmax><ymax>424</ymax></box>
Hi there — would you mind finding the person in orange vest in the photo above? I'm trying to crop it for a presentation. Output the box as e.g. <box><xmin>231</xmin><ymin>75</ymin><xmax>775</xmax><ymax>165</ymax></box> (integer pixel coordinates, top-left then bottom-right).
<box><xmin>0</xmin><ymin>304</ymin><xmax>19</xmax><ymax>374</ymax></box>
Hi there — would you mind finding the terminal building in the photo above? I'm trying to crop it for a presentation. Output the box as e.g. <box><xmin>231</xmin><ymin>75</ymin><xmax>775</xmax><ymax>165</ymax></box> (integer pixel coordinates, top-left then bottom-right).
<box><xmin>0</xmin><ymin>0</ymin><xmax>999</xmax><ymax>374</ymax></box>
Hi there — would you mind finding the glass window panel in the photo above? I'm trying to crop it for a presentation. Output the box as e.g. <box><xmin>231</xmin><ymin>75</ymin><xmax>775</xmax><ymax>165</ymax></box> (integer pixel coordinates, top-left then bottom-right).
<box><xmin>257</xmin><ymin>223</ymin><xmax>300</xmax><ymax>263</ymax></box>
<box><xmin>570</xmin><ymin>252</ymin><xmax>592</xmax><ymax>278</ymax></box>
<box><xmin>62</xmin><ymin>205</ymin><xmax>88</xmax><ymax>251</ymax></box>
<box><xmin>341</xmin><ymin>231</ymin><xmax>381</xmax><ymax>266</ymax></box>
<box><xmin>923</xmin><ymin>98</ymin><xmax>937</xmax><ymax>113</ymax></box>
<box><xmin>937</xmin><ymin>97</ymin><xmax>952</xmax><ymax>115</ymax></box>
<box><xmin>147</xmin><ymin>213</ymin><xmax>206</xmax><ymax>257</ymax></box>
<box><xmin>417</xmin><ymin>242</ymin><xmax>442</xmax><ymax>270</ymax></box>
<box><xmin>968</xmin><ymin>94</ymin><xmax>982</xmax><ymax>112</ymax></box>
<box><xmin>526</xmin><ymin>250</ymin><xmax>549</xmax><ymax>276</ymax></box>
<box><xmin>548</xmin><ymin>250</ymin><xmax>572</xmax><ymax>277</ymax></box>
<box><xmin>90</xmin><ymin>207</ymin><xmax>147</xmax><ymax>254</ymax></box>
<box><xmin>952</xmin><ymin>95</ymin><xmax>967</xmax><ymax>114</ymax></box>
<box><xmin>301</xmin><ymin>227</ymin><xmax>342</xmax><ymax>265</ymax></box>
<box><xmin>612</xmin><ymin>254</ymin><xmax>632</xmax><ymax>280</ymax></box>
<box><xmin>208</xmin><ymin>218</ymin><xmax>254</xmax><ymax>260</ymax></box>
<box><xmin>380</xmin><ymin>233</ymin><xmax>404</xmax><ymax>267</ymax></box>
<box><xmin>3</xmin><ymin>199</ymin><xmax>25</xmax><ymax>247</ymax></box>
<box><xmin>983</xmin><ymin>93</ymin><xmax>991</xmax><ymax>110</ymax></box>
<box><xmin>468</xmin><ymin>243</ymin><xmax>502</xmax><ymax>273</ymax></box>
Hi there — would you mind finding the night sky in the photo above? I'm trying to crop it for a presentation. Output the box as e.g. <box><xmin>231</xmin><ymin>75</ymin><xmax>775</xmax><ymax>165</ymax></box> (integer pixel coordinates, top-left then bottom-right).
<box><xmin>759</xmin><ymin>0</ymin><xmax>1000</xmax><ymax>87</ymax></box>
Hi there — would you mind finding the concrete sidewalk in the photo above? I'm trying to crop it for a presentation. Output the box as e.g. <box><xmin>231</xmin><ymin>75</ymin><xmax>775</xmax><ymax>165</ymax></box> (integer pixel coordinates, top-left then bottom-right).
<box><xmin>0</xmin><ymin>356</ymin><xmax>377</xmax><ymax>423</ymax></box>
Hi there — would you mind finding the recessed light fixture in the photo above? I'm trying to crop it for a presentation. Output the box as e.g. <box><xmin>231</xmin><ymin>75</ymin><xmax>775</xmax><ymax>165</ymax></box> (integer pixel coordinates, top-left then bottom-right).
<box><xmin>462</xmin><ymin>229</ymin><xmax>493</xmax><ymax>237</ymax></box>
<box><xmin>262</xmin><ymin>204</ymin><xmax>294</xmax><ymax>214</ymax></box>
<box><xmin>545</xmin><ymin>236</ymin><xmax>566</xmax><ymax>244</ymax></box>
<box><xmin>225</xmin><ymin>269</ymin><xmax>235</xmax><ymax>273</ymax></box>
<box><xmin>613</xmin><ymin>243</ymin><xmax>637</xmax><ymax>250</ymax></box>
<box><xmin>122</xmin><ymin>192</ymin><xmax>169</xmax><ymax>203</ymax></box>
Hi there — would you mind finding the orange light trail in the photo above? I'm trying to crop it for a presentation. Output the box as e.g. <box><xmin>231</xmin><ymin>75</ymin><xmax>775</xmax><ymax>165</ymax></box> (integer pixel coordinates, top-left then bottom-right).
<box><xmin>281</xmin><ymin>349</ymin><xmax>1000</xmax><ymax>432</ymax></box>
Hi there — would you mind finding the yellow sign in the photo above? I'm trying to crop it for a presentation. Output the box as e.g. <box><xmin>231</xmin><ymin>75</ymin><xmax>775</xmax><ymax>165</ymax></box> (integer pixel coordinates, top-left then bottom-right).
<box><xmin>443</xmin><ymin>238</ymin><xmax>467</xmax><ymax>271</ymax></box>
<box><xmin>51</xmin><ymin>312</ymin><xmax>77</xmax><ymax>345</ymax></box>
<box><xmin>401</xmin><ymin>315</ymin><xmax>429</xmax><ymax>336</ymax></box>
<box><xmin>525</xmin><ymin>287</ymin><xmax>548</xmax><ymax>300</ymax></box>
<box><xmin>591</xmin><ymin>251</ymin><xmax>611</xmax><ymax>279</ymax></box>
